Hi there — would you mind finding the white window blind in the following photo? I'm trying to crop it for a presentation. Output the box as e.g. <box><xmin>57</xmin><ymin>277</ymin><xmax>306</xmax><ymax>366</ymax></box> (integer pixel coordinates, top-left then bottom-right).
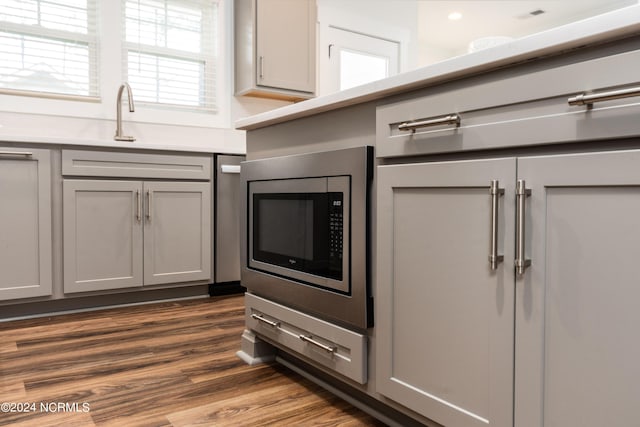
<box><xmin>123</xmin><ymin>0</ymin><xmax>217</xmax><ymax>112</ymax></box>
<box><xmin>0</xmin><ymin>0</ymin><xmax>99</xmax><ymax>98</ymax></box>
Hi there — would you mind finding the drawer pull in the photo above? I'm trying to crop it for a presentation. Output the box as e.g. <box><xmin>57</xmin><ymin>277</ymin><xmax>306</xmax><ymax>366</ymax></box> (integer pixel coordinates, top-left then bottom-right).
<box><xmin>0</xmin><ymin>151</ymin><xmax>33</xmax><ymax>158</ymax></box>
<box><xmin>568</xmin><ymin>86</ymin><xmax>640</xmax><ymax>106</ymax></box>
<box><xmin>398</xmin><ymin>114</ymin><xmax>460</xmax><ymax>132</ymax></box>
<box><xmin>489</xmin><ymin>180</ymin><xmax>505</xmax><ymax>271</ymax></box>
<box><xmin>299</xmin><ymin>335</ymin><xmax>337</xmax><ymax>354</ymax></box>
<box><xmin>251</xmin><ymin>313</ymin><xmax>280</xmax><ymax>328</ymax></box>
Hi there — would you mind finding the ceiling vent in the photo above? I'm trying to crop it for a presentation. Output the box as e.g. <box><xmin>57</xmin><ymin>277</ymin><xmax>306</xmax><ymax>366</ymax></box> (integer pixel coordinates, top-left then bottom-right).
<box><xmin>517</xmin><ymin>9</ymin><xmax>546</xmax><ymax>19</ymax></box>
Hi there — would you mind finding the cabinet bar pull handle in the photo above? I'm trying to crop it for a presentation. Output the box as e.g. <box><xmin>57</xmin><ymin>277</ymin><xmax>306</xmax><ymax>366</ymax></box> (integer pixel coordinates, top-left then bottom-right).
<box><xmin>568</xmin><ymin>86</ymin><xmax>640</xmax><ymax>106</ymax></box>
<box><xmin>146</xmin><ymin>190</ymin><xmax>152</xmax><ymax>221</ymax></box>
<box><xmin>515</xmin><ymin>180</ymin><xmax>532</xmax><ymax>275</ymax></box>
<box><xmin>136</xmin><ymin>190</ymin><xmax>141</xmax><ymax>221</ymax></box>
<box><xmin>398</xmin><ymin>114</ymin><xmax>460</xmax><ymax>133</ymax></box>
<box><xmin>489</xmin><ymin>180</ymin><xmax>505</xmax><ymax>270</ymax></box>
<box><xmin>0</xmin><ymin>151</ymin><xmax>33</xmax><ymax>157</ymax></box>
<box><xmin>259</xmin><ymin>56</ymin><xmax>264</xmax><ymax>80</ymax></box>
<box><xmin>220</xmin><ymin>164</ymin><xmax>241</xmax><ymax>174</ymax></box>
<box><xmin>299</xmin><ymin>335</ymin><xmax>337</xmax><ymax>354</ymax></box>
<box><xmin>251</xmin><ymin>313</ymin><xmax>280</xmax><ymax>328</ymax></box>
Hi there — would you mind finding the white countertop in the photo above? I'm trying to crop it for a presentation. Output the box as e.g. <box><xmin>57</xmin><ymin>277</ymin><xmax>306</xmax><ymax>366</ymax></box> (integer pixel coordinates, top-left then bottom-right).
<box><xmin>235</xmin><ymin>5</ymin><xmax>640</xmax><ymax>131</ymax></box>
<box><xmin>0</xmin><ymin>133</ymin><xmax>240</xmax><ymax>154</ymax></box>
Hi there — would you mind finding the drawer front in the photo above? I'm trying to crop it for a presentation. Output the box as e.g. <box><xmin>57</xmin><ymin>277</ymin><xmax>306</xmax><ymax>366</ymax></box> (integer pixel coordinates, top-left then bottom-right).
<box><xmin>62</xmin><ymin>150</ymin><xmax>212</xmax><ymax>180</ymax></box>
<box><xmin>377</xmin><ymin>48</ymin><xmax>640</xmax><ymax>158</ymax></box>
<box><xmin>245</xmin><ymin>293</ymin><xmax>367</xmax><ymax>384</ymax></box>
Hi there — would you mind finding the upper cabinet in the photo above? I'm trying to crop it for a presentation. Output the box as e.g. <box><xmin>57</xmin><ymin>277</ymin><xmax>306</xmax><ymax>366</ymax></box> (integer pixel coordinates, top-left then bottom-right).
<box><xmin>235</xmin><ymin>0</ymin><xmax>316</xmax><ymax>101</ymax></box>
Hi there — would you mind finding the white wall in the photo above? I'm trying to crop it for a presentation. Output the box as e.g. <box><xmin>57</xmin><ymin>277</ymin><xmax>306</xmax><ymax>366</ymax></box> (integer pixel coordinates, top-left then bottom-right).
<box><xmin>0</xmin><ymin>0</ymin><xmax>426</xmax><ymax>151</ymax></box>
<box><xmin>0</xmin><ymin>0</ymin><xmax>292</xmax><ymax>153</ymax></box>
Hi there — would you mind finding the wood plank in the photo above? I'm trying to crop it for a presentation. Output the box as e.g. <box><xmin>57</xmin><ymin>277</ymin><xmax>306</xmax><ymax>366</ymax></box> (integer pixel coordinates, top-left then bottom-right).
<box><xmin>0</xmin><ymin>380</ymin><xmax>25</xmax><ymax>401</ymax></box>
<box><xmin>0</xmin><ymin>341</ymin><xmax>17</xmax><ymax>353</ymax></box>
<box><xmin>0</xmin><ymin>295</ymin><xmax>384</xmax><ymax>426</ymax></box>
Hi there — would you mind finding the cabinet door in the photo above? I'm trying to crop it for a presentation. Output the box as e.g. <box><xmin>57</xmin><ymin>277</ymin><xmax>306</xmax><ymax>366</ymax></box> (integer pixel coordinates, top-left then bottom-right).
<box><xmin>63</xmin><ymin>180</ymin><xmax>143</xmax><ymax>293</ymax></box>
<box><xmin>256</xmin><ymin>0</ymin><xmax>315</xmax><ymax>93</ymax></box>
<box><xmin>0</xmin><ymin>149</ymin><xmax>52</xmax><ymax>300</ymax></box>
<box><xmin>143</xmin><ymin>182</ymin><xmax>211</xmax><ymax>286</ymax></box>
<box><xmin>377</xmin><ymin>158</ymin><xmax>516</xmax><ymax>427</ymax></box>
<box><xmin>516</xmin><ymin>150</ymin><xmax>640</xmax><ymax>427</ymax></box>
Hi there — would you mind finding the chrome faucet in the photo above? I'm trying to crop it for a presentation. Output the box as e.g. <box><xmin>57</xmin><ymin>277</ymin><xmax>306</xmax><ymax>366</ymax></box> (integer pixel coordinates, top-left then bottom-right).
<box><xmin>115</xmin><ymin>82</ymin><xmax>136</xmax><ymax>141</ymax></box>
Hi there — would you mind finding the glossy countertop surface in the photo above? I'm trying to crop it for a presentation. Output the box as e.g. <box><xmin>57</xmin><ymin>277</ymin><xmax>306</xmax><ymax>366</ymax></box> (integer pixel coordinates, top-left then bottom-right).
<box><xmin>0</xmin><ymin>133</ymin><xmax>236</xmax><ymax>154</ymax></box>
<box><xmin>235</xmin><ymin>5</ymin><xmax>640</xmax><ymax>131</ymax></box>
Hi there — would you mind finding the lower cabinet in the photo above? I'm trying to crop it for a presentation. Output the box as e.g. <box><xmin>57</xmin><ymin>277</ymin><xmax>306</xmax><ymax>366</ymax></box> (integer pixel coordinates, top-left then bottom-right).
<box><xmin>0</xmin><ymin>148</ymin><xmax>52</xmax><ymax>301</ymax></box>
<box><xmin>245</xmin><ymin>293</ymin><xmax>367</xmax><ymax>384</ymax></box>
<box><xmin>63</xmin><ymin>180</ymin><xmax>211</xmax><ymax>293</ymax></box>
<box><xmin>376</xmin><ymin>158</ymin><xmax>516</xmax><ymax>427</ymax></box>
<box><xmin>515</xmin><ymin>149</ymin><xmax>640</xmax><ymax>427</ymax></box>
<box><xmin>377</xmin><ymin>149</ymin><xmax>640</xmax><ymax>426</ymax></box>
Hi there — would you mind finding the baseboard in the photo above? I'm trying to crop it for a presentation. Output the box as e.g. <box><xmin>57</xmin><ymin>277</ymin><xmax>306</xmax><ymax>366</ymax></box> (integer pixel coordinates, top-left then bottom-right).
<box><xmin>275</xmin><ymin>353</ymin><xmax>434</xmax><ymax>427</ymax></box>
<box><xmin>236</xmin><ymin>350</ymin><xmax>276</xmax><ymax>365</ymax></box>
<box><xmin>0</xmin><ymin>285</ymin><xmax>210</xmax><ymax>322</ymax></box>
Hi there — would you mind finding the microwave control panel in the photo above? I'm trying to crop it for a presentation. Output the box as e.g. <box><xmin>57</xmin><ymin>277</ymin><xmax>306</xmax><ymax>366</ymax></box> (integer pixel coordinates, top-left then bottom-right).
<box><xmin>329</xmin><ymin>192</ymin><xmax>344</xmax><ymax>272</ymax></box>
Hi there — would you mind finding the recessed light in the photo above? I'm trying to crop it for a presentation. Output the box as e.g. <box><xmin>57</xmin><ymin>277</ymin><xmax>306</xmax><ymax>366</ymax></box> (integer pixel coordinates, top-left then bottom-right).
<box><xmin>448</xmin><ymin>12</ymin><xmax>463</xmax><ymax>21</ymax></box>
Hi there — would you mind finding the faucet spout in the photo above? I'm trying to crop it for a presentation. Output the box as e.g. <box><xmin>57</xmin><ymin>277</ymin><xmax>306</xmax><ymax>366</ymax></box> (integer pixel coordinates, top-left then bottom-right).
<box><xmin>115</xmin><ymin>82</ymin><xmax>136</xmax><ymax>141</ymax></box>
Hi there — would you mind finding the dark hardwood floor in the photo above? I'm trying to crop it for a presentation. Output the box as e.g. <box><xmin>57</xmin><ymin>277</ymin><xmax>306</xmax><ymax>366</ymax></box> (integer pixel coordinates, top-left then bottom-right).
<box><xmin>0</xmin><ymin>294</ymin><xmax>385</xmax><ymax>426</ymax></box>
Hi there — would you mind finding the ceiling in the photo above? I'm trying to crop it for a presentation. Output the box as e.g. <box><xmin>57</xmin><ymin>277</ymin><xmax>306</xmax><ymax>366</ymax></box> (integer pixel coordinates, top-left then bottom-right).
<box><xmin>418</xmin><ymin>0</ymin><xmax>637</xmax><ymax>56</ymax></box>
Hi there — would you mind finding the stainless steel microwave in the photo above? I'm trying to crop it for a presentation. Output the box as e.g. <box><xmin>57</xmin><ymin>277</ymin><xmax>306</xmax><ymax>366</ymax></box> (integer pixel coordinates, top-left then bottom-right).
<box><xmin>240</xmin><ymin>146</ymin><xmax>373</xmax><ymax>330</ymax></box>
<box><xmin>249</xmin><ymin>176</ymin><xmax>350</xmax><ymax>292</ymax></box>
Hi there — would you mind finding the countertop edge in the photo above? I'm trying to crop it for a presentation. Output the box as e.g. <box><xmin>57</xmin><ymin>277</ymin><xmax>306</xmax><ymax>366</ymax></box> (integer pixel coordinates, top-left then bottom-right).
<box><xmin>235</xmin><ymin>5</ymin><xmax>640</xmax><ymax>131</ymax></box>
<box><xmin>0</xmin><ymin>134</ymin><xmax>245</xmax><ymax>155</ymax></box>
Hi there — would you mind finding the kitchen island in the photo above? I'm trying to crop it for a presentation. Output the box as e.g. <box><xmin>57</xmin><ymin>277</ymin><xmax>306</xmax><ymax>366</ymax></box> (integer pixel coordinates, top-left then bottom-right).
<box><xmin>236</xmin><ymin>5</ymin><xmax>640</xmax><ymax>427</ymax></box>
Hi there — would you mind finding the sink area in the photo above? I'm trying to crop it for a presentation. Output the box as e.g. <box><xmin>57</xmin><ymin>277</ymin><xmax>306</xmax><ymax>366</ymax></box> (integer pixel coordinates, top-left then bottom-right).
<box><xmin>0</xmin><ymin>112</ymin><xmax>246</xmax><ymax>154</ymax></box>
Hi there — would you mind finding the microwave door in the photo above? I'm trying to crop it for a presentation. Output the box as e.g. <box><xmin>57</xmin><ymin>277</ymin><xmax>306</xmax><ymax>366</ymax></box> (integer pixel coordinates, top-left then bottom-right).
<box><xmin>248</xmin><ymin>176</ymin><xmax>350</xmax><ymax>294</ymax></box>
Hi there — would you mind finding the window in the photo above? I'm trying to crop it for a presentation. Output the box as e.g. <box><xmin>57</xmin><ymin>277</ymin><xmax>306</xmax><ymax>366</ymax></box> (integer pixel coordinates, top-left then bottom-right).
<box><xmin>0</xmin><ymin>0</ymin><xmax>98</xmax><ymax>98</ymax></box>
<box><xmin>123</xmin><ymin>0</ymin><xmax>217</xmax><ymax>112</ymax></box>
<box><xmin>339</xmin><ymin>49</ymin><xmax>389</xmax><ymax>91</ymax></box>
<box><xmin>320</xmin><ymin>26</ymin><xmax>399</xmax><ymax>96</ymax></box>
<box><xmin>0</xmin><ymin>0</ymin><xmax>224</xmax><ymax>126</ymax></box>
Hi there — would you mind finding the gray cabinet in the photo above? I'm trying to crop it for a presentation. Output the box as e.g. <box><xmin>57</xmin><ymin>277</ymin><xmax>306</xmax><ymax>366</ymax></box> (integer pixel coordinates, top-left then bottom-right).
<box><xmin>63</xmin><ymin>180</ymin><xmax>144</xmax><ymax>292</ymax></box>
<box><xmin>62</xmin><ymin>150</ymin><xmax>212</xmax><ymax>294</ymax></box>
<box><xmin>515</xmin><ymin>149</ymin><xmax>640</xmax><ymax>427</ymax></box>
<box><xmin>143</xmin><ymin>181</ymin><xmax>211</xmax><ymax>286</ymax></box>
<box><xmin>0</xmin><ymin>148</ymin><xmax>52</xmax><ymax>301</ymax></box>
<box><xmin>235</xmin><ymin>0</ymin><xmax>316</xmax><ymax>100</ymax></box>
<box><xmin>378</xmin><ymin>149</ymin><xmax>640</xmax><ymax>427</ymax></box>
<box><xmin>245</xmin><ymin>293</ymin><xmax>367</xmax><ymax>384</ymax></box>
<box><xmin>377</xmin><ymin>158</ymin><xmax>516</xmax><ymax>427</ymax></box>
<box><xmin>376</xmin><ymin>48</ymin><xmax>640</xmax><ymax>158</ymax></box>
<box><xmin>63</xmin><ymin>180</ymin><xmax>211</xmax><ymax>293</ymax></box>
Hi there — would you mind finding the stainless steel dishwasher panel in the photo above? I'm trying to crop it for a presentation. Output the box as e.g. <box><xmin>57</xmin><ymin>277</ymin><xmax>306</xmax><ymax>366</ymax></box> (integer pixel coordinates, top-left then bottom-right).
<box><xmin>215</xmin><ymin>154</ymin><xmax>245</xmax><ymax>283</ymax></box>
